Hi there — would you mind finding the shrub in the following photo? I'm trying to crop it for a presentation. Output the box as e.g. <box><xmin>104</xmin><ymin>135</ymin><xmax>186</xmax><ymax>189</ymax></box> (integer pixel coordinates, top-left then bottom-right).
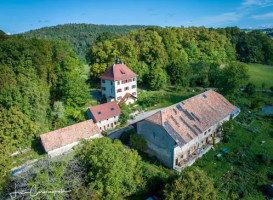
<box><xmin>129</xmin><ymin>133</ymin><xmax>147</xmax><ymax>152</ymax></box>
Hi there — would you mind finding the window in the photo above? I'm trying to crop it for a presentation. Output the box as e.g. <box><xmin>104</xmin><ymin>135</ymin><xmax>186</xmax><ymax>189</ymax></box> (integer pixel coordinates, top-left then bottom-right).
<box><xmin>204</xmin><ymin>131</ymin><xmax>207</xmax><ymax>135</ymax></box>
<box><xmin>110</xmin><ymin>107</ymin><xmax>114</xmax><ymax>111</ymax></box>
<box><xmin>176</xmin><ymin>104</ymin><xmax>182</xmax><ymax>111</ymax></box>
<box><xmin>111</xmin><ymin>81</ymin><xmax>113</xmax><ymax>85</ymax></box>
<box><xmin>102</xmin><ymin>79</ymin><xmax>105</xmax><ymax>83</ymax></box>
<box><xmin>133</xmin><ymin>78</ymin><xmax>135</xmax><ymax>81</ymax></box>
<box><xmin>132</xmin><ymin>85</ymin><xmax>136</xmax><ymax>89</ymax></box>
<box><xmin>117</xmin><ymin>89</ymin><xmax>122</xmax><ymax>93</ymax></box>
<box><xmin>117</xmin><ymin>96</ymin><xmax>122</xmax><ymax>100</ymax></box>
<box><xmin>98</xmin><ymin>111</ymin><xmax>101</xmax><ymax>115</ymax></box>
<box><xmin>132</xmin><ymin>92</ymin><xmax>136</xmax><ymax>96</ymax></box>
<box><xmin>208</xmin><ymin>129</ymin><xmax>211</xmax><ymax>132</ymax></box>
<box><xmin>117</xmin><ymin>81</ymin><xmax>120</xmax><ymax>85</ymax></box>
<box><xmin>102</xmin><ymin>87</ymin><xmax>106</xmax><ymax>91</ymax></box>
<box><xmin>125</xmin><ymin>87</ymin><xmax>129</xmax><ymax>91</ymax></box>
<box><xmin>129</xmin><ymin>78</ymin><xmax>132</xmax><ymax>82</ymax></box>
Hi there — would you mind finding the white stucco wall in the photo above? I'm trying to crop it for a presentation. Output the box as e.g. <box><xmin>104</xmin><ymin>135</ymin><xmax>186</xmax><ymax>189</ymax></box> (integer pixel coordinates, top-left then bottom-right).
<box><xmin>47</xmin><ymin>133</ymin><xmax>102</xmax><ymax>158</ymax></box>
<box><xmin>101</xmin><ymin>77</ymin><xmax>137</xmax><ymax>103</ymax></box>
<box><xmin>96</xmin><ymin>115</ymin><xmax>120</xmax><ymax>131</ymax></box>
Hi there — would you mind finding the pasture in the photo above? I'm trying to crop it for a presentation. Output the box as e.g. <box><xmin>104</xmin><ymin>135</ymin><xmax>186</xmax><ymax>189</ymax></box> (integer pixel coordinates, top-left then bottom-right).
<box><xmin>247</xmin><ymin>63</ymin><xmax>273</xmax><ymax>90</ymax></box>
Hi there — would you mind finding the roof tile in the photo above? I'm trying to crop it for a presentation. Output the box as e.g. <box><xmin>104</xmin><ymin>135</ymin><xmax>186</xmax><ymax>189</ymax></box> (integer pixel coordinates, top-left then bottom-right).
<box><xmin>40</xmin><ymin>119</ymin><xmax>100</xmax><ymax>152</ymax></box>
<box><xmin>88</xmin><ymin>101</ymin><xmax>121</xmax><ymax>122</ymax></box>
<box><xmin>146</xmin><ymin>90</ymin><xmax>237</xmax><ymax>146</ymax></box>
<box><xmin>99</xmin><ymin>63</ymin><xmax>138</xmax><ymax>81</ymax></box>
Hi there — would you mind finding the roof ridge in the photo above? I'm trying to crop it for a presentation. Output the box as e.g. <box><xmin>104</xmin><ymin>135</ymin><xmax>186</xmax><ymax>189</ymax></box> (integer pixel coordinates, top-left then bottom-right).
<box><xmin>161</xmin><ymin>90</ymin><xmax>213</xmax><ymax>112</ymax></box>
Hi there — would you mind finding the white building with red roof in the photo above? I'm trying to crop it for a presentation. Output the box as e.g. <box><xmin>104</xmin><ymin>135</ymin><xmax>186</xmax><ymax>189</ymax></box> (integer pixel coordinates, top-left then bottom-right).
<box><xmin>40</xmin><ymin>119</ymin><xmax>101</xmax><ymax>157</ymax></box>
<box><xmin>87</xmin><ymin>101</ymin><xmax>122</xmax><ymax>131</ymax></box>
<box><xmin>99</xmin><ymin>57</ymin><xmax>138</xmax><ymax>104</ymax></box>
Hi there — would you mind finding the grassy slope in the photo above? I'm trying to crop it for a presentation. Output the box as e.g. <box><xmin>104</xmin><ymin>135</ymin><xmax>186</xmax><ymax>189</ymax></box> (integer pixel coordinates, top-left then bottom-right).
<box><xmin>247</xmin><ymin>63</ymin><xmax>273</xmax><ymax>89</ymax></box>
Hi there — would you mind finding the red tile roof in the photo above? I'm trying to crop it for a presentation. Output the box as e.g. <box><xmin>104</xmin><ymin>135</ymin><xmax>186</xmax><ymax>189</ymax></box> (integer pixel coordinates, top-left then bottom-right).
<box><xmin>99</xmin><ymin>63</ymin><xmax>138</xmax><ymax>81</ymax></box>
<box><xmin>88</xmin><ymin>101</ymin><xmax>121</xmax><ymax>122</ymax></box>
<box><xmin>118</xmin><ymin>93</ymin><xmax>137</xmax><ymax>105</ymax></box>
<box><xmin>146</xmin><ymin>90</ymin><xmax>237</xmax><ymax>146</ymax></box>
<box><xmin>40</xmin><ymin>119</ymin><xmax>100</xmax><ymax>152</ymax></box>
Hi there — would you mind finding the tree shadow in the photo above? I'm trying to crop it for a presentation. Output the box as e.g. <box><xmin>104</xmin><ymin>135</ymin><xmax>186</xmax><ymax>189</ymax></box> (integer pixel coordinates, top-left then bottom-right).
<box><xmin>31</xmin><ymin>138</ymin><xmax>46</xmax><ymax>155</ymax></box>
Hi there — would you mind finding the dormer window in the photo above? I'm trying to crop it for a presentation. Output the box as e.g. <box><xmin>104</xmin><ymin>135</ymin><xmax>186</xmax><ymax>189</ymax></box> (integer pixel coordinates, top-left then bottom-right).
<box><xmin>120</xmin><ymin>69</ymin><xmax>126</xmax><ymax>74</ymax></box>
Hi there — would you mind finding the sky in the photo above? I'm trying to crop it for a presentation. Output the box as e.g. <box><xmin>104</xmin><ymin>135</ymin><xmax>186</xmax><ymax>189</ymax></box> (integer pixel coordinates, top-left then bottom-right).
<box><xmin>0</xmin><ymin>0</ymin><xmax>273</xmax><ymax>34</ymax></box>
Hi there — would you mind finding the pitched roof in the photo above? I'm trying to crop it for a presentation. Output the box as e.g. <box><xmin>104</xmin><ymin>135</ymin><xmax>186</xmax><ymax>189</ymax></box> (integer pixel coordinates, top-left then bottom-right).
<box><xmin>146</xmin><ymin>90</ymin><xmax>237</xmax><ymax>147</ymax></box>
<box><xmin>118</xmin><ymin>93</ymin><xmax>137</xmax><ymax>105</ymax></box>
<box><xmin>88</xmin><ymin>101</ymin><xmax>121</xmax><ymax>122</ymax></box>
<box><xmin>40</xmin><ymin>119</ymin><xmax>100</xmax><ymax>152</ymax></box>
<box><xmin>99</xmin><ymin>63</ymin><xmax>138</xmax><ymax>81</ymax></box>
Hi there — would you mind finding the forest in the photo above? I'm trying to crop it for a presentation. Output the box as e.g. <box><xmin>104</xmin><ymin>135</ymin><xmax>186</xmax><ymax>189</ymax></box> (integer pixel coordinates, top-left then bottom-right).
<box><xmin>0</xmin><ymin>25</ymin><xmax>273</xmax><ymax>199</ymax></box>
<box><xmin>22</xmin><ymin>23</ymin><xmax>148</xmax><ymax>60</ymax></box>
<box><xmin>86</xmin><ymin>26</ymin><xmax>273</xmax><ymax>92</ymax></box>
<box><xmin>0</xmin><ymin>30</ymin><xmax>91</xmax><ymax>178</ymax></box>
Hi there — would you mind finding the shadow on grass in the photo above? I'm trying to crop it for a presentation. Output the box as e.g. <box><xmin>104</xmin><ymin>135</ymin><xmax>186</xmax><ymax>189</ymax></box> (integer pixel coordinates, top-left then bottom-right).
<box><xmin>31</xmin><ymin>138</ymin><xmax>46</xmax><ymax>156</ymax></box>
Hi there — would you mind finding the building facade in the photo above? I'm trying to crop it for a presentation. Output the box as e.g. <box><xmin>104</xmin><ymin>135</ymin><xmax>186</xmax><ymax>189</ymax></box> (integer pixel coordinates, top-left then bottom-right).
<box><xmin>99</xmin><ymin>61</ymin><xmax>138</xmax><ymax>104</ymax></box>
<box><xmin>136</xmin><ymin>90</ymin><xmax>240</xmax><ymax>170</ymax></box>
<box><xmin>87</xmin><ymin>101</ymin><xmax>122</xmax><ymax>131</ymax></box>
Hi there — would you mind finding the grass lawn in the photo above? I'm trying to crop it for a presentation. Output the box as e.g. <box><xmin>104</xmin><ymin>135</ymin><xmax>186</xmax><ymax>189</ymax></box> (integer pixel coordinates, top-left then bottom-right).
<box><xmin>194</xmin><ymin>112</ymin><xmax>273</xmax><ymax>199</ymax></box>
<box><xmin>137</xmin><ymin>86</ymin><xmax>204</xmax><ymax>110</ymax></box>
<box><xmin>247</xmin><ymin>63</ymin><xmax>273</xmax><ymax>90</ymax></box>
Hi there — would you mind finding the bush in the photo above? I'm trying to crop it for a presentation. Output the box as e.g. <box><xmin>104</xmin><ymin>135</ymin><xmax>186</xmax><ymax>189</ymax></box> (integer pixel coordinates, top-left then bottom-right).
<box><xmin>138</xmin><ymin>93</ymin><xmax>164</xmax><ymax>107</ymax></box>
<box><xmin>129</xmin><ymin>133</ymin><xmax>147</xmax><ymax>152</ymax></box>
<box><xmin>163</xmin><ymin>167</ymin><xmax>216</xmax><ymax>200</ymax></box>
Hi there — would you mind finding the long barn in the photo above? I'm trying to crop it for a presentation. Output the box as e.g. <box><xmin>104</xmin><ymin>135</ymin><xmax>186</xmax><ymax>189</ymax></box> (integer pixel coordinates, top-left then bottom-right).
<box><xmin>136</xmin><ymin>90</ymin><xmax>240</xmax><ymax>170</ymax></box>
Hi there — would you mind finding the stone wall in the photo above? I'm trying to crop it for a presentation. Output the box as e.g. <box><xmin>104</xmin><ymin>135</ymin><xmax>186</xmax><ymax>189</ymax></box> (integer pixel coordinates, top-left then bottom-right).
<box><xmin>137</xmin><ymin>120</ymin><xmax>175</xmax><ymax>168</ymax></box>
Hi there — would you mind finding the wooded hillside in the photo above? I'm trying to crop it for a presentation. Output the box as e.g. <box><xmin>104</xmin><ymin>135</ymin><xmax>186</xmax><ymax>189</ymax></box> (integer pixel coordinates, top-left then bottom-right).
<box><xmin>21</xmin><ymin>24</ymin><xmax>148</xmax><ymax>61</ymax></box>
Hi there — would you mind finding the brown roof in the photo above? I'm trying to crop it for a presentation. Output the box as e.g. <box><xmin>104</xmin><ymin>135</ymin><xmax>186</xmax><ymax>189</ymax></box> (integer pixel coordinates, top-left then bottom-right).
<box><xmin>88</xmin><ymin>101</ymin><xmax>121</xmax><ymax>122</ymax></box>
<box><xmin>118</xmin><ymin>93</ymin><xmax>137</xmax><ymax>105</ymax></box>
<box><xmin>99</xmin><ymin>63</ymin><xmax>138</xmax><ymax>81</ymax></box>
<box><xmin>40</xmin><ymin>119</ymin><xmax>100</xmax><ymax>152</ymax></box>
<box><xmin>146</xmin><ymin>90</ymin><xmax>237</xmax><ymax>146</ymax></box>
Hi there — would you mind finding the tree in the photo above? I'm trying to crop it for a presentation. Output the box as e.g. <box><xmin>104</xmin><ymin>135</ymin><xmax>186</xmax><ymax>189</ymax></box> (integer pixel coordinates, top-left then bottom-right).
<box><xmin>218</xmin><ymin>61</ymin><xmax>249</xmax><ymax>95</ymax></box>
<box><xmin>60</xmin><ymin>72</ymin><xmax>90</xmax><ymax>107</ymax></box>
<box><xmin>245</xmin><ymin>82</ymin><xmax>256</xmax><ymax>96</ymax></box>
<box><xmin>0</xmin><ymin>107</ymin><xmax>38</xmax><ymax>149</ymax></box>
<box><xmin>250</xmin><ymin>94</ymin><xmax>260</xmax><ymax>109</ymax></box>
<box><xmin>148</xmin><ymin>64</ymin><xmax>168</xmax><ymax>90</ymax></box>
<box><xmin>78</xmin><ymin>138</ymin><xmax>145</xmax><ymax>199</ymax></box>
<box><xmin>118</xmin><ymin>102</ymin><xmax>130</xmax><ymax>126</ymax></box>
<box><xmin>163</xmin><ymin>167</ymin><xmax>216</xmax><ymax>200</ymax></box>
<box><xmin>129</xmin><ymin>133</ymin><xmax>147</xmax><ymax>152</ymax></box>
<box><xmin>222</xmin><ymin>120</ymin><xmax>234</xmax><ymax>142</ymax></box>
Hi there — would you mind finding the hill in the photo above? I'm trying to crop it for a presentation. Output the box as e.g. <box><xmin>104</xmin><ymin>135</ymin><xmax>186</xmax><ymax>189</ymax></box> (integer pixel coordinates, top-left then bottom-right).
<box><xmin>21</xmin><ymin>23</ymin><xmax>148</xmax><ymax>61</ymax></box>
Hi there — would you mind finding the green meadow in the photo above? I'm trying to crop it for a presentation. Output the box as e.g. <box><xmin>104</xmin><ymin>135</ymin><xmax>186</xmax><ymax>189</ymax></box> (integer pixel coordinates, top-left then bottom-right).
<box><xmin>247</xmin><ymin>63</ymin><xmax>273</xmax><ymax>89</ymax></box>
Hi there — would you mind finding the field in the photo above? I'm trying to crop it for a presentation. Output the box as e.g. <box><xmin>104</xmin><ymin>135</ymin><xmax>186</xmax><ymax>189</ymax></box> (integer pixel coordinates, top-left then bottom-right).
<box><xmin>247</xmin><ymin>63</ymin><xmax>273</xmax><ymax>89</ymax></box>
